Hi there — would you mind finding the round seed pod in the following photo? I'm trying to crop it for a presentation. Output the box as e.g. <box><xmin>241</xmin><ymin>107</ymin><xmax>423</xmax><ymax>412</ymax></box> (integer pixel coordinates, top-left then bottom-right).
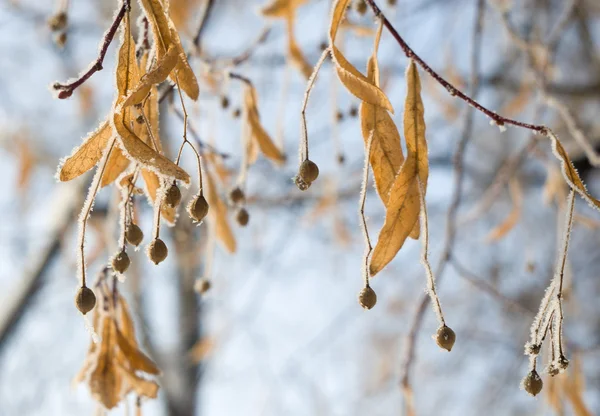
<box><xmin>112</xmin><ymin>250</ymin><xmax>130</xmax><ymax>274</ymax></box>
<box><xmin>356</xmin><ymin>0</ymin><xmax>367</xmax><ymax>15</ymax></box>
<box><xmin>221</xmin><ymin>96</ymin><xmax>230</xmax><ymax>109</ymax></box>
<box><xmin>349</xmin><ymin>106</ymin><xmax>358</xmax><ymax>117</ymax></box>
<box><xmin>48</xmin><ymin>12</ymin><xmax>68</xmax><ymax>31</ymax></box>
<box><xmin>525</xmin><ymin>342</ymin><xmax>541</xmax><ymax>356</ymax></box>
<box><xmin>299</xmin><ymin>159</ymin><xmax>319</xmax><ymax>183</ymax></box>
<box><xmin>547</xmin><ymin>364</ymin><xmax>560</xmax><ymax>377</ymax></box>
<box><xmin>229</xmin><ymin>187</ymin><xmax>245</xmax><ymax>205</ymax></box>
<box><xmin>319</xmin><ymin>41</ymin><xmax>328</xmax><ymax>51</ymax></box>
<box><xmin>232</xmin><ymin>108</ymin><xmax>241</xmax><ymax>118</ymax></box>
<box><xmin>195</xmin><ymin>277</ymin><xmax>211</xmax><ymax>294</ymax></box>
<box><xmin>435</xmin><ymin>325</ymin><xmax>456</xmax><ymax>351</ymax></box>
<box><xmin>521</xmin><ymin>370</ymin><xmax>543</xmax><ymax>396</ymax></box>
<box><xmin>236</xmin><ymin>208</ymin><xmax>250</xmax><ymax>227</ymax></box>
<box><xmin>126</xmin><ymin>223</ymin><xmax>144</xmax><ymax>247</ymax></box>
<box><xmin>75</xmin><ymin>286</ymin><xmax>96</xmax><ymax>315</ymax></box>
<box><xmin>164</xmin><ymin>184</ymin><xmax>182</xmax><ymax>208</ymax></box>
<box><xmin>358</xmin><ymin>286</ymin><xmax>377</xmax><ymax>310</ymax></box>
<box><xmin>147</xmin><ymin>239</ymin><xmax>168</xmax><ymax>265</ymax></box>
<box><xmin>294</xmin><ymin>176</ymin><xmax>311</xmax><ymax>191</ymax></box>
<box><xmin>556</xmin><ymin>355</ymin><xmax>569</xmax><ymax>370</ymax></box>
<box><xmin>388</xmin><ymin>0</ymin><xmax>397</xmax><ymax>5</ymax></box>
<box><xmin>188</xmin><ymin>195</ymin><xmax>209</xmax><ymax>222</ymax></box>
<box><xmin>337</xmin><ymin>154</ymin><xmax>346</xmax><ymax>164</ymax></box>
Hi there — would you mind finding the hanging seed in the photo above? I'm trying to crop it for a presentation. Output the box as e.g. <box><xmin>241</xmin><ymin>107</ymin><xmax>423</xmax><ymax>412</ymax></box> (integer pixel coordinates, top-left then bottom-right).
<box><xmin>111</xmin><ymin>250</ymin><xmax>130</xmax><ymax>274</ymax></box>
<box><xmin>299</xmin><ymin>159</ymin><xmax>319</xmax><ymax>183</ymax></box>
<box><xmin>388</xmin><ymin>0</ymin><xmax>397</xmax><ymax>5</ymax></box>
<box><xmin>188</xmin><ymin>195</ymin><xmax>209</xmax><ymax>222</ymax></box>
<box><xmin>195</xmin><ymin>277</ymin><xmax>212</xmax><ymax>294</ymax></box>
<box><xmin>435</xmin><ymin>325</ymin><xmax>456</xmax><ymax>351</ymax></box>
<box><xmin>229</xmin><ymin>187</ymin><xmax>245</xmax><ymax>205</ymax></box>
<box><xmin>294</xmin><ymin>175</ymin><xmax>311</xmax><ymax>191</ymax></box>
<box><xmin>236</xmin><ymin>208</ymin><xmax>250</xmax><ymax>227</ymax></box>
<box><xmin>126</xmin><ymin>223</ymin><xmax>144</xmax><ymax>246</ymax></box>
<box><xmin>336</xmin><ymin>111</ymin><xmax>344</xmax><ymax>122</ymax></box>
<box><xmin>164</xmin><ymin>183</ymin><xmax>182</xmax><ymax>208</ymax></box>
<box><xmin>220</xmin><ymin>96</ymin><xmax>230</xmax><ymax>109</ymax></box>
<box><xmin>232</xmin><ymin>108</ymin><xmax>241</xmax><ymax>118</ymax></box>
<box><xmin>524</xmin><ymin>342</ymin><xmax>541</xmax><ymax>356</ymax></box>
<box><xmin>358</xmin><ymin>286</ymin><xmax>377</xmax><ymax>310</ymax></box>
<box><xmin>556</xmin><ymin>355</ymin><xmax>569</xmax><ymax>370</ymax></box>
<box><xmin>147</xmin><ymin>239</ymin><xmax>168</xmax><ymax>265</ymax></box>
<box><xmin>349</xmin><ymin>106</ymin><xmax>358</xmax><ymax>117</ymax></box>
<box><xmin>75</xmin><ymin>286</ymin><xmax>96</xmax><ymax>315</ymax></box>
<box><xmin>48</xmin><ymin>12</ymin><xmax>68</xmax><ymax>31</ymax></box>
<box><xmin>356</xmin><ymin>0</ymin><xmax>367</xmax><ymax>15</ymax></box>
<box><xmin>337</xmin><ymin>154</ymin><xmax>346</xmax><ymax>164</ymax></box>
<box><xmin>547</xmin><ymin>364</ymin><xmax>560</xmax><ymax>377</ymax></box>
<box><xmin>521</xmin><ymin>369</ymin><xmax>543</xmax><ymax>396</ymax></box>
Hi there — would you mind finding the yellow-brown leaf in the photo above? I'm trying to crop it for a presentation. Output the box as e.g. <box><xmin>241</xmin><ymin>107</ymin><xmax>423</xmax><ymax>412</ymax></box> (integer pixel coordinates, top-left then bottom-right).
<box><xmin>118</xmin><ymin>364</ymin><xmax>159</xmax><ymax>399</ymax></box>
<box><xmin>329</xmin><ymin>0</ymin><xmax>393</xmax><ymax>112</ymax></box>
<box><xmin>369</xmin><ymin>156</ymin><xmax>421</xmax><ymax>276</ymax></box>
<box><xmin>244</xmin><ymin>85</ymin><xmax>285</xmax><ymax>165</ymax></box>
<box><xmin>204</xmin><ymin>167</ymin><xmax>236</xmax><ymax>253</ymax></box>
<box><xmin>168</xmin><ymin>24</ymin><xmax>200</xmax><ymax>100</ymax></box>
<box><xmin>101</xmin><ymin>146</ymin><xmax>131</xmax><ymax>187</ymax></box>
<box><xmin>486</xmin><ymin>178</ymin><xmax>522</xmax><ymax>242</ymax></box>
<box><xmin>59</xmin><ymin>121</ymin><xmax>112</xmax><ymax>181</ymax></box>
<box><xmin>115</xmin><ymin>326</ymin><xmax>160</xmax><ymax>375</ymax></box>
<box><xmin>89</xmin><ymin>317</ymin><xmax>122</xmax><ymax>409</ymax></box>
<box><xmin>139</xmin><ymin>0</ymin><xmax>172</xmax><ymax>58</ymax></box>
<box><xmin>261</xmin><ymin>0</ymin><xmax>308</xmax><ymax>17</ymax></box>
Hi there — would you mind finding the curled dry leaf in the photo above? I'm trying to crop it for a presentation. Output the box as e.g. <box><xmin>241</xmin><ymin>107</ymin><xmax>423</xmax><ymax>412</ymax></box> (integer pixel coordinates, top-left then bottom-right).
<box><xmin>115</xmin><ymin>326</ymin><xmax>160</xmax><ymax>375</ymax></box>
<box><xmin>369</xmin><ymin>156</ymin><xmax>420</xmax><ymax>276</ymax></box>
<box><xmin>244</xmin><ymin>84</ymin><xmax>285</xmax><ymax>165</ymax></box>
<box><xmin>139</xmin><ymin>0</ymin><xmax>172</xmax><ymax>58</ymax></box>
<box><xmin>261</xmin><ymin>0</ymin><xmax>308</xmax><ymax>17</ymax></box>
<box><xmin>360</xmin><ymin>21</ymin><xmax>404</xmax><ymax>205</ymax></box>
<box><xmin>88</xmin><ymin>317</ymin><xmax>122</xmax><ymax>409</ymax></box>
<box><xmin>59</xmin><ymin>121</ymin><xmax>112</xmax><ymax>181</ymax></box>
<box><xmin>329</xmin><ymin>0</ymin><xmax>393</xmax><ymax>112</ymax></box>
<box><xmin>122</xmin><ymin>44</ymin><xmax>179</xmax><ymax>107</ymax></box>
<box><xmin>168</xmin><ymin>24</ymin><xmax>200</xmax><ymax>101</ymax></box>
<box><xmin>546</xmin><ymin>129</ymin><xmax>600</xmax><ymax>210</ymax></box>
<box><xmin>204</xmin><ymin>164</ymin><xmax>236</xmax><ymax>253</ymax></box>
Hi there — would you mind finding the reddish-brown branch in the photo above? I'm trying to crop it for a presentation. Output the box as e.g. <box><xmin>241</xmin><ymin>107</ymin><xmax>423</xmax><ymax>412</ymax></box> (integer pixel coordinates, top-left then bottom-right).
<box><xmin>52</xmin><ymin>0</ymin><xmax>130</xmax><ymax>99</ymax></box>
<box><xmin>364</xmin><ymin>0</ymin><xmax>545</xmax><ymax>132</ymax></box>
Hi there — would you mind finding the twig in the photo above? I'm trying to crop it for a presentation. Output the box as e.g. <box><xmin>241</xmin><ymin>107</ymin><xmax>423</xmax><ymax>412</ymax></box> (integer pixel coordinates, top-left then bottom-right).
<box><xmin>53</xmin><ymin>0</ymin><xmax>130</xmax><ymax>98</ymax></box>
<box><xmin>359</xmin><ymin>133</ymin><xmax>374</xmax><ymax>287</ymax></box>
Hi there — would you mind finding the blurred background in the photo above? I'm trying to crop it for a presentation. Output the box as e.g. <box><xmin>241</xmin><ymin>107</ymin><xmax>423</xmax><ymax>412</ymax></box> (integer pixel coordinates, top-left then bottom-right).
<box><xmin>0</xmin><ymin>0</ymin><xmax>600</xmax><ymax>415</ymax></box>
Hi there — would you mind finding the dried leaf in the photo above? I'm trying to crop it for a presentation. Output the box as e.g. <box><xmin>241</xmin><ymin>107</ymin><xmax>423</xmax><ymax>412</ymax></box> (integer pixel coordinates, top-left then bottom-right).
<box><xmin>59</xmin><ymin>121</ymin><xmax>112</xmax><ymax>181</ymax></box>
<box><xmin>204</xmin><ymin>166</ymin><xmax>236</xmax><ymax>253</ymax></box>
<box><xmin>168</xmin><ymin>24</ymin><xmax>200</xmax><ymax>100</ymax></box>
<box><xmin>261</xmin><ymin>0</ymin><xmax>308</xmax><ymax>17</ymax></box>
<box><xmin>189</xmin><ymin>337</ymin><xmax>214</xmax><ymax>363</ymax></box>
<box><xmin>329</xmin><ymin>0</ymin><xmax>393</xmax><ymax>112</ymax></box>
<box><xmin>139</xmin><ymin>0</ymin><xmax>172</xmax><ymax>58</ymax></box>
<box><xmin>547</xmin><ymin>129</ymin><xmax>600</xmax><ymax>210</ymax></box>
<box><xmin>286</xmin><ymin>14</ymin><xmax>312</xmax><ymax>79</ymax></box>
<box><xmin>118</xmin><ymin>364</ymin><xmax>159</xmax><ymax>399</ymax></box>
<box><xmin>244</xmin><ymin>85</ymin><xmax>285</xmax><ymax>165</ymax></box>
<box><xmin>141</xmin><ymin>169</ymin><xmax>177</xmax><ymax>224</ymax></box>
<box><xmin>122</xmin><ymin>44</ymin><xmax>179</xmax><ymax>108</ymax></box>
<box><xmin>404</xmin><ymin>60</ymin><xmax>429</xmax><ymax>239</ymax></box>
<box><xmin>89</xmin><ymin>317</ymin><xmax>122</xmax><ymax>409</ymax></box>
<box><xmin>115</xmin><ymin>326</ymin><xmax>160</xmax><ymax>375</ymax></box>
<box><xmin>101</xmin><ymin>146</ymin><xmax>131</xmax><ymax>187</ymax></box>
<box><xmin>16</xmin><ymin>136</ymin><xmax>34</xmax><ymax>190</ymax></box>
<box><xmin>116</xmin><ymin>24</ymin><xmax>140</xmax><ymax>98</ymax></box>
<box><xmin>486</xmin><ymin>178</ymin><xmax>522</xmax><ymax>242</ymax></box>
<box><xmin>360</xmin><ymin>22</ymin><xmax>404</xmax><ymax>206</ymax></box>
<box><xmin>369</xmin><ymin>156</ymin><xmax>421</xmax><ymax>276</ymax></box>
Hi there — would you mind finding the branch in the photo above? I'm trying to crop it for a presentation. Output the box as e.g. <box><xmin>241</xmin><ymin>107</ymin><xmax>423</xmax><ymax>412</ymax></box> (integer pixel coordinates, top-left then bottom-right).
<box><xmin>52</xmin><ymin>0</ymin><xmax>130</xmax><ymax>98</ymax></box>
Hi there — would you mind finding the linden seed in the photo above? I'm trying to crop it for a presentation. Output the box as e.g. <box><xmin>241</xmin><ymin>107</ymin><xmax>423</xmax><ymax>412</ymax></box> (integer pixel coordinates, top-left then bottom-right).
<box><xmin>188</xmin><ymin>195</ymin><xmax>209</xmax><ymax>222</ymax></box>
<box><xmin>525</xmin><ymin>342</ymin><xmax>541</xmax><ymax>356</ymax></box>
<box><xmin>147</xmin><ymin>238</ymin><xmax>168</xmax><ymax>265</ymax></box>
<box><xmin>388</xmin><ymin>0</ymin><xmax>397</xmax><ymax>5</ymax></box>
<box><xmin>229</xmin><ymin>187</ymin><xmax>245</xmax><ymax>205</ymax></box>
<box><xmin>164</xmin><ymin>184</ymin><xmax>182</xmax><ymax>208</ymax></box>
<box><xmin>232</xmin><ymin>108</ymin><xmax>241</xmax><ymax>118</ymax></box>
<box><xmin>136</xmin><ymin>114</ymin><xmax>145</xmax><ymax>124</ymax></box>
<box><xmin>556</xmin><ymin>355</ymin><xmax>569</xmax><ymax>370</ymax></box>
<box><xmin>337</xmin><ymin>154</ymin><xmax>346</xmax><ymax>164</ymax></box>
<box><xmin>349</xmin><ymin>106</ymin><xmax>358</xmax><ymax>117</ymax></box>
<box><xmin>294</xmin><ymin>175</ymin><xmax>311</xmax><ymax>191</ymax></box>
<box><xmin>319</xmin><ymin>41</ymin><xmax>328</xmax><ymax>51</ymax></box>
<box><xmin>126</xmin><ymin>223</ymin><xmax>144</xmax><ymax>246</ymax></box>
<box><xmin>358</xmin><ymin>286</ymin><xmax>377</xmax><ymax>310</ymax></box>
<box><xmin>356</xmin><ymin>0</ymin><xmax>367</xmax><ymax>15</ymax></box>
<box><xmin>112</xmin><ymin>250</ymin><xmax>130</xmax><ymax>274</ymax></box>
<box><xmin>221</xmin><ymin>96</ymin><xmax>230</xmax><ymax>109</ymax></box>
<box><xmin>435</xmin><ymin>325</ymin><xmax>456</xmax><ymax>352</ymax></box>
<box><xmin>75</xmin><ymin>286</ymin><xmax>96</xmax><ymax>315</ymax></box>
<box><xmin>48</xmin><ymin>12</ymin><xmax>68</xmax><ymax>31</ymax></box>
<box><xmin>521</xmin><ymin>370</ymin><xmax>543</xmax><ymax>396</ymax></box>
<box><xmin>236</xmin><ymin>208</ymin><xmax>250</xmax><ymax>227</ymax></box>
<box><xmin>195</xmin><ymin>277</ymin><xmax>212</xmax><ymax>294</ymax></box>
<box><xmin>547</xmin><ymin>364</ymin><xmax>560</xmax><ymax>377</ymax></box>
<box><xmin>299</xmin><ymin>159</ymin><xmax>319</xmax><ymax>183</ymax></box>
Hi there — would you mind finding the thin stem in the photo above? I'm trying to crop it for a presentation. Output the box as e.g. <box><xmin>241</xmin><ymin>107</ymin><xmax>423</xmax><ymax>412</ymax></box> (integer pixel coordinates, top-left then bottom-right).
<box><xmin>359</xmin><ymin>132</ymin><xmax>374</xmax><ymax>287</ymax></box>
<box><xmin>417</xmin><ymin>178</ymin><xmax>445</xmax><ymax>326</ymax></box>
<box><xmin>299</xmin><ymin>47</ymin><xmax>331</xmax><ymax>163</ymax></box>
<box><xmin>78</xmin><ymin>139</ymin><xmax>117</xmax><ymax>286</ymax></box>
<box><xmin>53</xmin><ymin>0</ymin><xmax>130</xmax><ymax>98</ymax></box>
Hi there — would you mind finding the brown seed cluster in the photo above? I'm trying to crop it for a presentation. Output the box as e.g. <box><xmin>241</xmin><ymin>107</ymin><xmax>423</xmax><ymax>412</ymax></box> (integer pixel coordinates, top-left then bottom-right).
<box><xmin>75</xmin><ymin>286</ymin><xmax>96</xmax><ymax>315</ymax></box>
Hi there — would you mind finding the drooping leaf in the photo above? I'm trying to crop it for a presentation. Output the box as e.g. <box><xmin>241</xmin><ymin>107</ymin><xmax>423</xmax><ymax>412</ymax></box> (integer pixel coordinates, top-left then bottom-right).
<box><xmin>286</xmin><ymin>12</ymin><xmax>312</xmax><ymax>79</ymax></box>
<box><xmin>261</xmin><ymin>0</ymin><xmax>308</xmax><ymax>17</ymax></box>
<box><xmin>139</xmin><ymin>0</ymin><xmax>172</xmax><ymax>58</ymax></box>
<box><xmin>329</xmin><ymin>0</ymin><xmax>393</xmax><ymax>112</ymax></box>
<box><xmin>168</xmin><ymin>24</ymin><xmax>200</xmax><ymax>100</ymax></box>
<box><xmin>360</xmin><ymin>22</ymin><xmax>404</xmax><ymax>205</ymax></box>
<box><xmin>244</xmin><ymin>85</ymin><xmax>285</xmax><ymax>165</ymax></box>
<box><xmin>59</xmin><ymin>121</ymin><xmax>112</xmax><ymax>181</ymax></box>
<box><xmin>369</xmin><ymin>156</ymin><xmax>421</xmax><ymax>276</ymax></box>
<box><xmin>204</xmin><ymin>166</ymin><xmax>236</xmax><ymax>253</ymax></box>
<box><xmin>486</xmin><ymin>178</ymin><xmax>522</xmax><ymax>242</ymax></box>
<box><xmin>101</xmin><ymin>146</ymin><xmax>131</xmax><ymax>187</ymax></box>
<box><xmin>404</xmin><ymin>60</ymin><xmax>429</xmax><ymax>239</ymax></box>
<box><xmin>117</xmin><ymin>363</ymin><xmax>160</xmax><ymax>399</ymax></box>
<box><xmin>115</xmin><ymin>326</ymin><xmax>160</xmax><ymax>375</ymax></box>
<box><xmin>89</xmin><ymin>317</ymin><xmax>123</xmax><ymax>409</ymax></box>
